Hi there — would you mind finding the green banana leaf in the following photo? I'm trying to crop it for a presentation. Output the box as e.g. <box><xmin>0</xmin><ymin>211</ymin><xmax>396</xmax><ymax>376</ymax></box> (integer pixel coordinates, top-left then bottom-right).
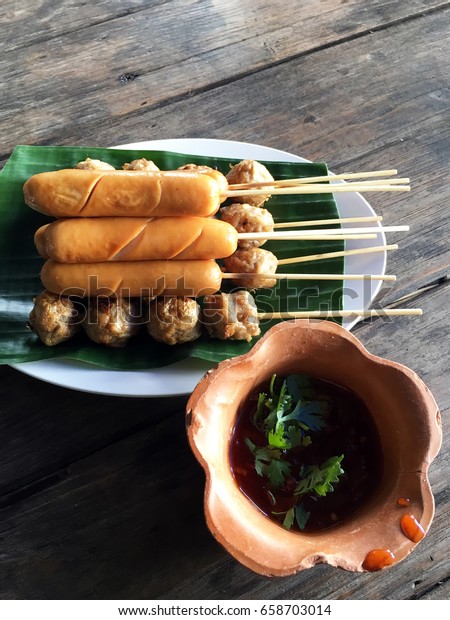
<box><xmin>0</xmin><ymin>145</ymin><xmax>343</xmax><ymax>369</ymax></box>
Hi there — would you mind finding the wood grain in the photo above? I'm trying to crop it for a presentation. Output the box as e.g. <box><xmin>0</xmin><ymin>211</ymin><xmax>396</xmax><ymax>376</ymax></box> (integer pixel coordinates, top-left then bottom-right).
<box><xmin>0</xmin><ymin>366</ymin><xmax>187</xmax><ymax>496</ymax></box>
<box><xmin>1</xmin><ymin>1</ymin><xmax>449</xmax><ymax>159</ymax></box>
<box><xmin>1</xmin><ymin>0</ymin><xmax>159</xmax><ymax>53</ymax></box>
<box><xmin>0</xmin><ymin>0</ymin><xmax>449</xmax><ymax>601</ymax></box>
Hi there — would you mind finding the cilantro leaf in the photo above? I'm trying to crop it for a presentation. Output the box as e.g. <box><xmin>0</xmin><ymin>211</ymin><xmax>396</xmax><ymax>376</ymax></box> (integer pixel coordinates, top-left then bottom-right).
<box><xmin>252</xmin><ymin>392</ymin><xmax>268</xmax><ymax>428</ymax></box>
<box><xmin>269</xmin><ymin>380</ymin><xmax>292</xmax><ymax>428</ymax></box>
<box><xmin>285</xmin><ymin>374</ymin><xmax>315</xmax><ymax>401</ymax></box>
<box><xmin>269</xmin><ymin>373</ymin><xmax>277</xmax><ymax>397</ymax></box>
<box><xmin>295</xmin><ymin>504</ymin><xmax>311</xmax><ymax>530</ymax></box>
<box><xmin>285</xmin><ymin>425</ymin><xmax>303</xmax><ymax>448</ymax></box>
<box><xmin>245</xmin><ymin>439</ymin><xmax>291</xmax><ymax>488</ymax></box>
<box><xmin>257</xmin><ymin>374</ymin><xmax>331</xmax><ymax>450</ymax></box>
<box><xmin>253</xmin><ymin>377</ymin><xmax>293</xmax><ymax>434</ymax></box>
<box><xmin>267</xmin><ymin>422</ymin><xmax>310</xmax><ymax>450</ymax></box>
<box><xmin>244</xmin><ymin>375</ymin><xmax>348</xmax><ymax>532</ymax></box>
<box><xmin>282</xmin><ymin>507</ymin><xmax>295</xmax><ymax>530</ymax></box>
<box><xmin>267</xmin><ymin>459</ymin><xmax>291</xmax><ymax>488</ymax></box>
<box><xmin>273</xmin><ymin>504</ymin><xmax>311</xmax><ymax>531</ymax></box>
<box><xmin>289</xmin><ymin>399</ymin><xmax>329</xmax><ymax>432</ymax></box>
<box><xmin>295</xmin><ymin>455</ymin><xmax>345</xmax><ymax>497</ymax></box>
<box><xmin>267</xmin><ymin>423</ymin><xmax>287</xmax><ymax>449</ymax></box>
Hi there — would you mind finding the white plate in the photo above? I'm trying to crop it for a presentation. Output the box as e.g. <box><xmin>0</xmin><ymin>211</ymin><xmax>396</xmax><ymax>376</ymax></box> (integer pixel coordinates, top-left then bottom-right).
<box><xmin>12</xmin><ymin>139</ymin><xmax>386</xmax><ymax>397</ymax></box>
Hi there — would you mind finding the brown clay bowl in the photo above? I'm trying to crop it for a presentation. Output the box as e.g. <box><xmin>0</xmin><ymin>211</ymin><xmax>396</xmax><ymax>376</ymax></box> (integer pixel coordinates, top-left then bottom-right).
<box><xmin>186</xmin><ymin>320</ymin><xmax>442</xmax><ymax>576</ymax></box>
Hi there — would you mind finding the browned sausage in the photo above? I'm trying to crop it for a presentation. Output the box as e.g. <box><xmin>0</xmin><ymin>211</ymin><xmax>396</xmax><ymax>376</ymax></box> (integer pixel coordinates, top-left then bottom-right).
<box><xmin>40</xmin><ymin>259</ymin><xmax>222</xmax><ymax>298</ymax></box>
<box><xmin>24</xmin><ymin>169</ymin><xmax>225</xmax><ymax>218</ymax></box>
<box><xmin>34</xmin><ymin>216</ymin><xmax>238</xmax><ymax>262</ymax></box>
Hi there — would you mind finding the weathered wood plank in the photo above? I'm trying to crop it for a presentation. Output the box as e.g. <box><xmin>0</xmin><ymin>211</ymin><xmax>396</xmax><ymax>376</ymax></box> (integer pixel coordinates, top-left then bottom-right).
<box><xmin>0</xmin><ymin>365</ymin><xmax>187</xmax><ymax>496</ymax></box>
<box><xmin>0</xmin><ymin>405</ymin><xmax>220</xmax><ymax>600</ymax></box>
<box><xmin>1</xmin><ymin>0</ymin><xmax>160</xmax><ymax>53</ymax></box>
<box><xmin>1</xmin><ymin>1</ymin><xmax>449</xmax><ymax>158</ymax></box>
<box><xmin>0</xmin><ymin>283</ymin><xmax>447</xmax><ymax>600</ymax></box>
<box><xmin>3</xmin><ymin>0</ymin><xmax>445</xmax><ymax>55</ymax></box>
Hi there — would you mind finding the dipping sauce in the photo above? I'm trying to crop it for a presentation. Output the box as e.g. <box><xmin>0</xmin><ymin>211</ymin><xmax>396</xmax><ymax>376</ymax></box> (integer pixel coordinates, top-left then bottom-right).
<box><xmin>400</xmin><ymin>514</ymin><xmax>425</xmax><ymax>542</ymax></box>
<box><xmin>397</xmin><ymin>497</ymin><xmax>411</xmax><ymax>508</ymax></box>
<box><xmin>230</xmin><ymin>374</ymin><xmax>383</xmax><ymax>532</ymax></box>
<box><xmin>363</xmin><ymin>548</ymin><xmax>395</xmax><ymax>572</ymax></box>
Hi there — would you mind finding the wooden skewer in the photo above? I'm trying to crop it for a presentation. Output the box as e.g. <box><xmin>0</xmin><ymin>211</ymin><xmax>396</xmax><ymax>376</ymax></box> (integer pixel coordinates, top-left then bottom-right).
<box><xmin>257</xmin><ymin>309</ymin><xmax>422</xmax><ymax>319</ymax></box>
<box><xmin>238</xmin><ymin>225</ymin><xmax>408</xmax><ymax>240</ymax></box>
<box><xmin>273</xmin><ymin>216</ymin><xmax>383</xmax><ymax>228</ymax></box>
<box><xmin>225</xmin><ymin>183</ymin><xmax>410</xmax><ymax>197</ymax></box>
<box><xmin>222</xmin><ymin>273</ymin><xmax>396</xmax><ymax>281</ymax></box>
<box><xmin>277</xmin><ymin>244</ymin><xmax>398</xmax><ymax>265</ymax></box>
<box><xmin>338</xmin><ymin>178</ymin><xmax>409</xmax><ymax>185</ymax></box>
<box><xmin>238</xmin><ymin>233</ymin><xmax>378</xmax><ymax>241</ymax></box>
<box><xmin>227</xmin><ymin>169</ymin><xmax>399</xmax><ymax>189</ymax></box>
<box><xmin>230</xmin><ymin>176</ymin><xmax>409</xmax><ymax>190</ymax></box>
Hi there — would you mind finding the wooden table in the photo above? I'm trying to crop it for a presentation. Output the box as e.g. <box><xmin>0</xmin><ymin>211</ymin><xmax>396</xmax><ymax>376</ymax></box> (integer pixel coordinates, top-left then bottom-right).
<box><xmin>0</xmin><ymin>0</ymin><xmax>448</xmax><ymax>600</ymax></box>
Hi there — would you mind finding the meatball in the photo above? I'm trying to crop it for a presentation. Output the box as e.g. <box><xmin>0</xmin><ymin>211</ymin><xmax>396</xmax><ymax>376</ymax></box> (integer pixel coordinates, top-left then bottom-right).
<box><xmin>28</xmin><ymin>290</ymin><xmax>81</xmax><ymax>346</ymax></box>
<box><xmin>222</xmin><ymin>248</ymin><xmax>278</xmax><ymax>289</ymax></box>
<box><xmin>226</xmin><ymin>159</ymin><xmax>274</xmax><ymax>207</ymax></box>
<box><xmin>220</xmin><ymin>203</ymin><xmax>274</xmax><ymax>249</ymax></box>
<box><xmin>122</xmin><ymin>158</ymin><xmax>159</xmax><ymax>171</ymax></box>
<box><xmin>75</xmin><ymin>158</ymin><xmax>115</xmax><ymax>170</ymax></box>
<box><xmin>178</xmin><ymin>163</ymin><xmax>212</xmax><ymax>172</ymax></box>
<box><xmin>83</xmin><ymin>298</ymin><xmax>141</xmax><ymax>347</ymax></box>
<box><xmin>147</xmin><ymin>297</ymin><xmax>201</xmax><ymax>345</ymax></box>
<box><xmin>178</xmin><ymin>164</ymin><xmax>228</xmax><ymax>195</ymax></box>
<box><xmin>202</xmin><ymin>292</ymin><xmax>260</xmax><ymax>342</ymax></box>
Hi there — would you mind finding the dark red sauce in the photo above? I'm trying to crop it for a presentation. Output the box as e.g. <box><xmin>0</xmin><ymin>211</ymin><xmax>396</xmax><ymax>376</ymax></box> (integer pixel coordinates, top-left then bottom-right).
<box><xmin>230</xmin><ymin>376</ymin><xmax>383</xmax><ymax>532</ymax></box>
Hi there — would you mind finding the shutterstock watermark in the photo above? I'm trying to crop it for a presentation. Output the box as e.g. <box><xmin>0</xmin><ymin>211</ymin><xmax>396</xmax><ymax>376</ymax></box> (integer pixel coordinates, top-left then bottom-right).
<box><xmin>53</xmin><ymin>274</ymin><xmax>396</xmax><ymax>328</ymax></box>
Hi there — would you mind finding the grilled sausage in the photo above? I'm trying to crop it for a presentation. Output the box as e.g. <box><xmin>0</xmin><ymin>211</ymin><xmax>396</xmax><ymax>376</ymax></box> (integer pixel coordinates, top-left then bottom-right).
<box><xmin>34</xmin><ymin>216</ymin><xmax>238</xmax><ymax>262</ymax></box>
<box><xmin>40</xmin><ymin>259</ymin><xmax>222</xmax><ymax>298</ymax></box>
<box><xmin>24</xmin><ymin>169</ymin><xmax>226</xmax><ymax>218</ymax></box>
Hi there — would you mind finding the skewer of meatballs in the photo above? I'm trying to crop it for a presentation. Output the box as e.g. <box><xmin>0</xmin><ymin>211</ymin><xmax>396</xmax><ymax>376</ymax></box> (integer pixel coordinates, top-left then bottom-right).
<box><xmin>29</xmin><ymin>288</ymin><xmax>422</xmax><ymax>348</ymax></box>
<box><xmin>26</xmin><ymin>156</ymin><xmax>415</xmax><ymax>348</ymax></box>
